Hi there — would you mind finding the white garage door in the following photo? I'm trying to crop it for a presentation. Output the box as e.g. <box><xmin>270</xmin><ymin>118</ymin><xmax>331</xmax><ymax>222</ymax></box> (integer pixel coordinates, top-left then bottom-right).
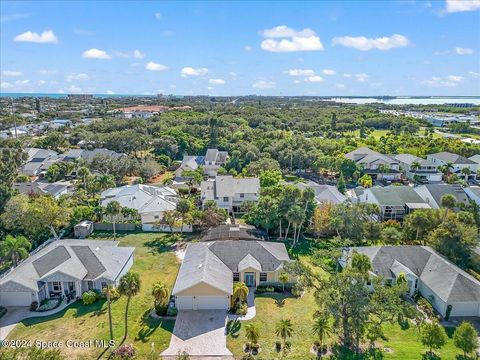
<box><xmin>0</xmin><ymin>291</ymin><xmax>33</xmax><ymax>306</ymax></box>
<box><xmin>196</xmin><ymin>296</ymin><xmax>228</xmax><ymax>310</ymax></box>
<box><xmin>450</xmin><ymin>302</ymin><xmax>480</xmax><ymax>317</ymax></box>
<box><xmin>176</xmin><ymin>296</ymin><xmax>194</xmax><ymax>310</ymax></box>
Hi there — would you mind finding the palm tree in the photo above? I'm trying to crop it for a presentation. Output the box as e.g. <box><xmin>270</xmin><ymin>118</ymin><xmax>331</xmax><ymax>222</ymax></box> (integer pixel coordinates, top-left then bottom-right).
<box><xmin>176</xmin><ymin>198</ymin><xmax>192</xmax><ymax>234</ymax></box>
<box><xmin>440</xmin><ymin>194</ymin><xmax>456</xmax><ymax>220</ymax></box>
<box><xmin>279</xmin><ymin>273</ymin><xmax>288</xmax><ymax>292</ymax></box>
<box><xmin>275</xmin><ymin>319</ymin><xmax>294</xmax><ymax>350</ymax></box>
<box><xmin>244</xmin><ymin>323</ymin><xmax>260</xmax><ymax>353</ymax></box>
<box><xmin>295</xmin><ymin>188</ymin><xmax>315</xmax><ymax>244</ymax></box>
<box><xmin>312</xmin><ymin>315</ymin><xmax>332</xmax><ymax>356</ymax></box>
<box><xmin>461</xmin><ymin>167</ymin><xmax>471</xmax><ymax>181</ymax></box>
<box><xmin>233</xmin><ymin>282</ymin><xmax>249</xmax><ymax>306</ymax></box>
<box><xmin>152</xmin><ymin>282</ymin><xmax>169</xmax><ymax>307</ymax></box>
<box><xmin>77</xmin><ymin>166</ymin><xmax>91</xmax><ymax>192</ymax></box>
<box><xmin>118</xmin><ymin>272</ymin><xmax>141</xmax><ymax>342</ymax></box>
<box><xmin>0</xmin><ymin>235</ymin><xmax>31</xmax><ymax>266</ymax></box>
<box><xmin>410</xmin><ymin>161</ymin><xmax>421</xmax><ymax>173</ymax></box>
<box><xmin>105</xmin><ymin>201</ymin><xmax>122</xmax><ymax>240</ymax></box>
<box><xmin>96</xmin><ymin>174</ymin><xmax>115</xmax><ymax>191</ymax></box>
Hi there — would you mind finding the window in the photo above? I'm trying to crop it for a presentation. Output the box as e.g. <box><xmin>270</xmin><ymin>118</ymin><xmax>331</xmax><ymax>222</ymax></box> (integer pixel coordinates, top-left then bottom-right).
<box><xmin>239</xmin><ymin>193</ymin><xmax>244</xmax><ymax>198</ymax></box>
<box><xmin>87</xmin><ymin>281</ymin><xmax>94</xmax><ymax>290</ymax></box>
<box><xmin>233</xmin><ymin>272</ymin><xmax>240</xmax><ymax>281</ymax></box>
<box><xmin>260</xmin><ymin>273</ymin><xmax>267</xmax><ymax>282</ymax></box>
<box><xmin>223</xmin><ymin>197</ymin><xmax>229</xmax><ymax>202</ymax></box>
<box><xmin>154</xmin><ymin>215</ymin><xmax>159</xmax><ymax>219</ymax></box>
<box><xmin>101</xmin><ymin>281</ymin><xmax>108</xmax><ymax>289</ymax></box>
<box><xmin>52</xmin><ymin>281</ymin><xmax>61</xmax><ymax>292</ymax></box>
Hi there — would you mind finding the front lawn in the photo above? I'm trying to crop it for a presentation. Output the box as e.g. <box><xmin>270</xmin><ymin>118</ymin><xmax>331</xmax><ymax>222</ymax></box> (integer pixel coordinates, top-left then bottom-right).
<box><xmin>8</xmin><ymin>232</ymin><xmax>181</xmax><ymax>359</ymax></box>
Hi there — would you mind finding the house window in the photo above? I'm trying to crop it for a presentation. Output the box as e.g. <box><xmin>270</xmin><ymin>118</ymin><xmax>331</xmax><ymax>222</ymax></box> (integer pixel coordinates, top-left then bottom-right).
<box><xmin>101</xmin><ymin>281</ymin><xmax>108</xmax><ymax>289</ymax></box>
<box><xmin>260</xmin><ymin>273</ymin><xmax>267</xmax><ymax>282</ymax></box>
<box><xmin>223</xmin><ymin>197</ymin><xmax>229</xmax><ymax>202</ymax></box>
<box><xmin>240</xmin><ymin>193</ymin><xmax>244</xmax><ymax>198</ymax></box>
<box><xmin>87</xmin><ymin>281</ymin><xmax>94</xmax><ymax>290</ymax></box>
<box><xmin>233</xmin><ymin>272</ymin><xmax>240</xmax><ymax>282</ymax></box>
<box><xmin>52</xmin><ymin>281</ymin><xmax>61</xmax><ymax>292</ymax></box>
<box><xmin>154</xmin><ymin>215</ymin><xmax>159</xmax><ymax>219</ymax></box>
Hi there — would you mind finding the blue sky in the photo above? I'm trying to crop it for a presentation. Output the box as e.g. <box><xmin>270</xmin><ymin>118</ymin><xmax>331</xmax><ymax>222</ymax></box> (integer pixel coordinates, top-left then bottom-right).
<box><xmin>1</xmin><ymin>0</ymin><xmax>479</xmax><ymax>96</ymax></box>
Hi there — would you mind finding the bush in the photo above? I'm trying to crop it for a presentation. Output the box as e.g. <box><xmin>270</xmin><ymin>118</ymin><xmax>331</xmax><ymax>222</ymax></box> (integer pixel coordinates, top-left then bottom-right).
<box><xmin>155</xmin><ymin>303</ymin><xmax>168</xmax><ymax>316</ymax></box>
<box><xmin>102</xmin><ymin>286</ymin><xmax>120</xmax><ymax>300</ymax></box>
<box><xmin>285</xmin><ymin>340</ymin><xmax>292</xmax><ymax>349</ymax></box>
<box><xmin>112</xmin><ymin>344</ymin><xmax>136</xmax><ymax>359</ymax></box>
<box><xmin>0</xmin><ymin>306</ymin><xmax>7</xmax><ymax>318</ymax></box>
<box><xmin>291</xmin><ymin>283</ymin><xmax>304</xmax><ymax>297</ymax></box>
<box><xmin>167</xmin><ymin>306</ymin><xmax>178</xmax><ymax>317</ymax></box>
<box><xmin>236</xmin><ymin>303</ymin><xmax>248</xmax><ymax>315</ymax></box>
<box><xmin>256</xmin><ymin>281</ymin><xmax>293</xmax><ymax>293</ymax></box>
<box><xmin>30</xmin><ymin>301</ymin><xmax>38</xmax><ymax>311</ymax></box>
<box><xmin>275</xmin><ymin>341</ymin><xmax>282</xmax><ymax>351</ymax></box>
<box><xmin>82</xmin><ymin>290</ymin><xmax>97</xmax><ymax>305</ymax></box>
<box><xmin>36</xmin><ymin>298</ymin><xmax>62</xmax><ymax>312</ymax></box>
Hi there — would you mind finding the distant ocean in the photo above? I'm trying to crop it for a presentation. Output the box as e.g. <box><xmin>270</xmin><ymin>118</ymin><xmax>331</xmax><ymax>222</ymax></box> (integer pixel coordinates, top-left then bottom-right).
<box><xmin>0</xmin><ymin>93</ymin><xmax>157</xmax><ymax>99</ymax></box>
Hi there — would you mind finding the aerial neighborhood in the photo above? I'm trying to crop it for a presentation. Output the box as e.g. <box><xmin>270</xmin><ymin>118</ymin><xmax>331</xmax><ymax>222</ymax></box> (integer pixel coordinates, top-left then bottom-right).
<box><xmin>1</xmin><ymin>1</ymin><xmax>480</xmax><ymax>359</ymax></box>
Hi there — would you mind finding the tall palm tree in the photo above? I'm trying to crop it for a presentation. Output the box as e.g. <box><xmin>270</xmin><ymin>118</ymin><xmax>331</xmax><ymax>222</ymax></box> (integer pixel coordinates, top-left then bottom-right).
<box><xmin>410</xmin><ymin>161</ymin><xmax>421</xmax><ymax>173</ymax></box>
<box><xmin>244</xmin><ymin>323</ymin><xmax>260</xmax><ymax>353</ymax></box>
<box><xmin>440</xmin><ymin>194</ymin><xmax>456</xmax><ymax>221</ymax></box>
<box><xmin>77</xmin><ymin>166</ymin><xmax>91</xmax><ymax>192</ymax></box>
<box><xmin>275</xmin><ymin>319</ymin><xmax>294</xmax><ymax>350</ymax></box>
<box><xmin>461</xmin><ymin>167</ymin><xmax>471</xmax><ymax>181</ymax></box>
<box><xmin>233</xmin><ymin>282</ymin><xmax>249</xmax><ymax>306</ymax></box>
<box><xmin>151</xmin><ymin>282</ymin><xmax>169</xmax><ymax>307</ymax></box>
<box><xmin>312</xmin><ymin>315</ymin><xmax>332</xmax><ymax>356</ymax></box>
<box><xmin>105</xmin><ymin>201</ymin><xmax>122</xmax><ymax>240</ymax></box>
<box><xmin>295</xmin><ymin>188</ymin><xmax>315</xmax><ymax>244</ymax></box>
<box><xmin>0</xmin><ymin>235</ymin><xmax>31</xmax><ymax>266</ymax></box>
<box><xmin>279</xmin><ymin>273</ymin><xmax>289</xmax><ymax>292</ymax></box>
<box><xmin>118</xmin><ymin>272</ymin><xmax>141</xmax><ymax>343</ymax></box>
<box><xmin>96</xmin><ymin>174</ymin><xmax>115</xmax><ymax>191</ymax></box>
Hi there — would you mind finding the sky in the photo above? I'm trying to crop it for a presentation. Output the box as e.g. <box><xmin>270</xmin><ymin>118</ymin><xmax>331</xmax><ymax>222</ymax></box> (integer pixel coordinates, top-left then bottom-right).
<box><xmin>1</xmin><ymin>0</ymin><xmax>479</xmax><ymax>96</ymax></box>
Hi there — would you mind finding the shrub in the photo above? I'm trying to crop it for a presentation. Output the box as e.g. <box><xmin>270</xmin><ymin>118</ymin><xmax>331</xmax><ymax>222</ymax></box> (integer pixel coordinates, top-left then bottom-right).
<box><xmin>275</xmin><ymin>340</ymin><xmax>282</xmax><ymax>351</ymax></box>
<box><xmin>0</xmin><ymin>306</ymin><xmax>7</xmax><ymax>318</ymax></box>
<box><xmin>291</xmin><ymin>283</ymin><xmax>303</xmax><ymax>297</ymax></box>
<box><xmin>155</xmin><ymin>303</ymin><xmax>168</xmax><ymax>316</ymax></box>
<box><xmin>102</xmin><ymin>286</ymin><xmax>120</xmax><ymax>300</ymax></box>
<box><xmin>285</xmin><ymin>340</ymin><xmax>292</xmax><ymax>349</ymax></box>
<box><xmin>82</xmin><ymin>290</ymin><xmax>97</xmax><ymax>305</ymax></box>
<box><xmin>36</xmin><ymin>298</ymin><xmax>62</xmax><ymax>312</ymax></box>
<box><xmin>244</xmin><ymin>342</ymin><xmax>251</xmax><ymax>351</ymax></box>
<box><xmin>113</xmin><ymin>344</ymin><xmax>136</xmax><ymax>359</ymax></box>
<box><xmin>236</xmin><ymin>303</ymin><xmax>248</xmax><ymax>315</ymax></box>
<box><xmin>167</xmin><ymin>307</ymin><xmax>178</xmax><ymax>317</ymax></box>
<box><xmin>30</xmin><ymin>301</ymin><xmax>38</xmax><ymax>311</ymax></box>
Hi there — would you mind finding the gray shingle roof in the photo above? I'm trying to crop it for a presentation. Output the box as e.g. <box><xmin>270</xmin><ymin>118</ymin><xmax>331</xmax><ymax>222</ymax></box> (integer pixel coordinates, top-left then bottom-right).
<box><xmin>369</xmin><ymin>186</ymin><xmax>427</xmax><ymax>206</ymax></box>
<box><xmin>32</xmin><ymin>246</ymin><xmax>71</xmax><ymax>277</ymax></box>
<box><xmin>71</xmin><ymin>246</ymin><xmax>106</xmax><ymax>279</ymax></box>
<box><xmin>199</xmin><ymin>224</ymin><xmax>267</xmax><ymax>242</ymax></box>
<box><xmin>418</xmin><ymin>184</ymin><xmax>470</xmax><ymax>207</ymax></box>
<box><xmin>429</xmin><ymin>152</ymin><xmax>477</xmax><ymax>165</ymax></box>
<box><xmin>350</xmin><ymin>246</ymin><xmax>480</xmax><ymax>303</ymax></box>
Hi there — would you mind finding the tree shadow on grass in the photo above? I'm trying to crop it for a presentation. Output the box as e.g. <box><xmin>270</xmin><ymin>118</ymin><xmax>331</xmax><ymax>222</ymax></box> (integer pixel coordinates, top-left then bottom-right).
<box><xmin>421</xmin><ymin>352</ymin><xmax>441</xmax><ymax>360</ymax></box>
<box><xmin>135</xmin><ymin>309</ymin><xmax>175</xmax><ymax>343</ymax></box>
<box><xmin>329</xmin><ymin>345</ymin><xmax>385</xmax><ymax>360</ymax></box>
<box><xmin>226</xmin><ymin>319</ymin><xmax>241</xmax><ymax>338</ymax></box>
<box><xmin>144</xmin><ymin>236</ymin><xmax>179</xmax><ymax>254</ymax></box>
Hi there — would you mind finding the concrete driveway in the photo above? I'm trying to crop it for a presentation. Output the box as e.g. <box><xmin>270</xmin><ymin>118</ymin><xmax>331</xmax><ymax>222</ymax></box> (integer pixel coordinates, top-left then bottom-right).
<box><xmin>161</xmin><ymin>310</ymin><xmax>233</xmax><ymax>358</ymax></box>
<box><xmin>0</xmin><ymin>307</ymin><xmax>30</xmax><ymax>341</ymax></box>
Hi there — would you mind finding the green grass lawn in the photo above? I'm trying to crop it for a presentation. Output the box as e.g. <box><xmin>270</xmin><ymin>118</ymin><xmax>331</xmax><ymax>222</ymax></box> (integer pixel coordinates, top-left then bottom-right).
<box><xmin>366</xmin><ymin>129</ymin><xmax>443</xmax><ymax>140</ymax></box>
<box><xmin>7</xmin><ymin>232</ymin><xmax>181</xmax><ymax>359</ymax></box>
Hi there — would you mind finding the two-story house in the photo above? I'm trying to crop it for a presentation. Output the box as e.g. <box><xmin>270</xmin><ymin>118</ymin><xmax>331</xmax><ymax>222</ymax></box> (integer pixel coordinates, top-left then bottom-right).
<box><xmin>344</xmin><ymin>147</ymin><xmax>401</xmax><ymax>181</ymax></box>
<box><xmin>394</xmin><ymin>154</ymin><xmax>443</xmax><ymax>183</ymax></box>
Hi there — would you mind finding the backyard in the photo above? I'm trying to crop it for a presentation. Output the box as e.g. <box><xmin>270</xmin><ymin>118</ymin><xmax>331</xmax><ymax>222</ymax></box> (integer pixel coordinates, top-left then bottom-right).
<box><xmin>7</xmin><ymin>232</ymin><xmax>181</xmax><ymax>359</ymax></box>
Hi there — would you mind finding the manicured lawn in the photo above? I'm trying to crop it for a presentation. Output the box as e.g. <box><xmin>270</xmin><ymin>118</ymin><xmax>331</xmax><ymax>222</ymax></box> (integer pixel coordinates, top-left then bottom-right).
<box><xmin>8</xmin><ymin>232</ymin><xmax>181</xmax><ymax>359</ymax></box>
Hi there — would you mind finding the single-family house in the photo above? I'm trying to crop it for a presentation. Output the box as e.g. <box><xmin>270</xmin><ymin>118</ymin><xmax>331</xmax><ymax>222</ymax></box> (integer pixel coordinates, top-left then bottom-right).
<box><xmin>464</xmin><ymin>186</ymin><xmax>480</xmax><ymax>205</ymax></box>
<box><xmin>201</xmin><ymin>175</ymin><xmax>260</xmax><ymax>212</ymax></box>
<box><xmin>427</xmin><ymin>152</ymin><xmax>479</xmax><ymax>175</ymax></box>
<box><xmin>172</xmin><ymin>229</ymin><xmax>290</xmax><ymax>310</ymax></box>
<box><xmin>100</xmin><ymin>184</ymin><xmax>184</xmax><ymax>231</ymax></box>
<box><xmin>14</xmin><ymin>181</ymin><xmax>73</xmax><ymax>199</ymax></box>
<box><xmin>393</xmin><ymin>154</ymin><xmax>443</xmax><ymax>183</ymax></box>
<box><xmin>344</xmin><ymin>147</ymin><xmax>401</xmax><ymax>181</ymax></box>
<box><xmin>0</xmin><ymin>239</ymin><xmax>134</xmax><ymax>307</ymax></box>
<box><xmin>62</xmin><ymin>148</ymin><xmax>126</xmax><ymax>162</ymax></box>
<box><xmin>341</xmin><ymin>246</ymin><xmax>480</xmax><ymax>318</ymax></box>
<box><xmin>414</xmin><ymin>184</ymin><xmax>470</xmax><ymax>209</ymax></box>
<box><xmin>19</xmin><ymin>148</ymin><xmax>60</xmax><ymax>177</ymax></box>
<box><xmin>358</xmin><ymin>186</ymin><xmax>430</xmax><ymax>221</ymax></box>
<box><xmin>294</xmin><ymin>180</ymin><xmax>347</xmax><ymax>205</ymax></box>
<box><xmin>174</xmin><ymin>148</ymin><xmax>229</xmax><ymax>180</ymax></box>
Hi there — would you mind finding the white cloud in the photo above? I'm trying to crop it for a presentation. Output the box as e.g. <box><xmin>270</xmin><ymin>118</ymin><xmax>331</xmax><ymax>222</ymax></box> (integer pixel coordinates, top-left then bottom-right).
<box><xmin>2</xmin><ymin>71</ymin><xmax>23</xmax><ymax>77</ymax></box>
<box><xmin>322</xmin><ymin>69</ymin><xmax>336</xmax><ymax>75</ymax></box>
<box><xmin>208</xmin><ymin>78</ymin><xmax>225</xmax><ymax>84</ymax></box>
<box><xmin>155</xmin><ymin>12</ymin><xmax>162</xmax><ymax>19</ymax></box>
<box><xmin>455</xmin><ymin>47</ymin><xmax>473</xmax><ymax>55</ymax></box>
<box><xmin>244</xmin><ymin>45</ymin><xmax>252</xmax><ymax>51</ymax></box>
<box><xmin>106</xmin><ymin>90</ymin><xmax>115</xmax><ymax>94</ymax></box>
<box><xmin>14</xmin><ymin>29</ymin><xmax>58</xmax><ymax>44</ymax></box>
<box><xmin>1</xmin><ymin>82</ymin><xmax>13</xmax><ymax>89</ymax></box>
<box><xmin>38</xmin><ymin>80</ymin><xmax>47</xmax><ymax>85</ymax></box>
<box><xmin>469</xmin><ymin>71</ymin><xmax>480</xmax><ymax>77</ymax></box>
<box><xmin>446</xmin><ymin>75</ymin><xmax>465</xmax><ymax>82</ymax></box>
<box><xmin>343</xmin><ymin>73</ymin><xmax>352</xmax><ymax>78</ymax></box>
<box><xmin>285</xmin><ymin>69</ymin><xmax>315</xmax><ymax>76</ymax></box>
<box><xmin>261</xmin><ymin>25</ymin><xmax>324</xmax><ymax>52</ymax></box>
<box><xmin>66</xmin><ymin>85</ymin><xmax>82</xmax><ymax>93</ymax></box>
<box><xmin>335</xmin><ymin>83</ymin><xmax>345</xmax><ymax>88</ymax></box>
<box><xmin>65</xmin><ymin>73</ymin><xmax>89</xmax><ymax>82</ymax></box>
<box><xmin>146</xmin><ymin>61</ymin><xmax>168</xmax><ymax>71</ymax></box>
<box><xmin>422</xmin><ymin>75</ymin><xmax>464</xmax><ymax>87</ymax></box>
<box><xmin>445</xmin><ymin>0</ymin><xmax>480</xmax><ymax>13</ymax></box>
<box><xmin>133</xmin><ymin>50</ymin><xmax>145</xmax><ymax>59</ymax></box>
<box><xmin>112</xmin><ymin>49</ymin><xmax>145</xmax><ymax>59</ymax></box>
<box><xmin>305</xmin><ymin>75</ymin><xmax>324</xmax><ymax>82</ymax></box>
<box><xmin>181</xmin><ymin>67</ymin><xmax>208</xmax><ymax>77</ymax></box>
<box><xmin>252</xmin><ymin>80</ymin><xmax>275</xmax><ymax>89</ymax></box>
<box><xmin>39</xmin><ymin>69</ymin><xmax>57</xmax><ymax>75</ymax></box>
<box><xmin>332</xmin><ymin>34</ymin><xmax>410</xmax><ymax>51</ymax></box>
<box><xmin>293</xmin><ymin>79</ymin><xmax>301</xmax><ymax>84</ymax></box>
<box><xmin>355</xmin><ymin>73</ymin><xmax>369</xmax><ymax>82</ymax></box>
<box><xmin>82</xmin><ymin>48</ymin><xmax>111</xmax><ymax>59</ymax></box>
<box><xmin>14</xmin><ymin>79</ymin><xmax>30</xmax><ymax>85</ymax></box>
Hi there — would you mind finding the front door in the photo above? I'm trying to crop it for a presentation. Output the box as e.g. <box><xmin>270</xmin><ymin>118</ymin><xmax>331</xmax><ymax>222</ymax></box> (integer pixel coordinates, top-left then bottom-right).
<box><xmin>245</xmin><ymin>272</ymin><xmax>255</xmax><ymax>287</ymax></box>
